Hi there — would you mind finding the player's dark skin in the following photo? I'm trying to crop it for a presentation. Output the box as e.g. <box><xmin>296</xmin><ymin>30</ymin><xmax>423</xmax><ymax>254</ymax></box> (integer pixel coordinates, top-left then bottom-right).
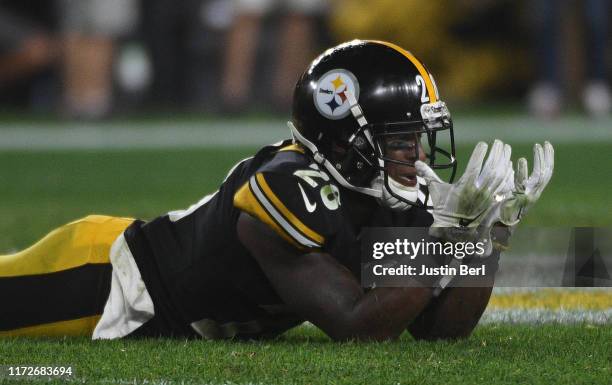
<box><xmin>237</xmin><ymin>134</ymin><xmax>494</xmax><ymax>341</ymax></box>
<box><xmin>384</xmin><ymin>134</ymin><xmax>496</xmax><ymax>341</ymax></box>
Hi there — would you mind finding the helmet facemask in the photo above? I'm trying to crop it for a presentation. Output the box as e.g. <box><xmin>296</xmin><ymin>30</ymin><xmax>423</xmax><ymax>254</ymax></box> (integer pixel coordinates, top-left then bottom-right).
<box><xmin>375</xmin><ymin>136</ymin><xmax>452</xmax><ymax>210</ymax></box>
<box><xmin>369</xmin><ymin>102</ymin><xmax>457</xmax><ymax>210</ymax></box>
<box><xmin>346</xmin><ymin>99</ymin><xmax>457</xmax><ymax>210</ymax></box>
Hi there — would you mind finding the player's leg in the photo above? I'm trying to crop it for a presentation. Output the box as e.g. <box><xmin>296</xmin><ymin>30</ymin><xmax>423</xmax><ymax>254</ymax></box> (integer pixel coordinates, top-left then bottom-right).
<box><xmin>0</xmin><ymin>215</ymin><xmax>133</xmax><ymax>337</ymax></box>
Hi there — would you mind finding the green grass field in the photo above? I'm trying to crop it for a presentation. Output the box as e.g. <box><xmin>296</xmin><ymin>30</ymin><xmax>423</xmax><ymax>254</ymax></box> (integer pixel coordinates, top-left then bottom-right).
<box><xmin>0</xmin><ymin>119</ymin><xmax>611</xmax><ymax>384</ymax></box>
<box><xmin>1</xmin><ymin>324</ymin><xmax>610</xmax><ymax>385</ymax></box>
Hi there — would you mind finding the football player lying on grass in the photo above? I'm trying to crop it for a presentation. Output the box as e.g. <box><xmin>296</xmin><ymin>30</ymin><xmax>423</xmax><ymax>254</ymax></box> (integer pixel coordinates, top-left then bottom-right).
<box><xmin>0</xmin><ymin>40</ymin><xmax>554</xmax><ymax>341</ymax></box>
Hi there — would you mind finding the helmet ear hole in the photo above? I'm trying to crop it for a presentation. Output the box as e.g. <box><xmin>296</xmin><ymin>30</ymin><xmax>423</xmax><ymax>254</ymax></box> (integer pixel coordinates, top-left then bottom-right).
<box><xmin>331</xmin><ymin>142</ymin><xmax>348</xmax><ymax>156</ymax></box>
<box><xmin>353</xmin><ymin>135</ymin><xmax>368</xmax><ymax>151</ymax></box>
<box><xmin>341</xmin><ymin>146</ymin><xmax>378</xmax><ymax>183</ymax></box>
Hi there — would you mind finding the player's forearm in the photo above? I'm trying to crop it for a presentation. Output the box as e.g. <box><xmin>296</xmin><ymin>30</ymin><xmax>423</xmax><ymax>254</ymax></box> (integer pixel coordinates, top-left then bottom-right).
<box><xmin>329</xmin><ymin>287</ymin><xmax>434</xmax><ymax>342</ymax></box>
<box><xmin>408</xmin><ymin>286</ymin><xmax>493</xmax><ymax>340</ymax></box>
<box><xmin>407</xmin><ymin>245</ymin><xmax>500</xmax><ymax>340</ymax></box>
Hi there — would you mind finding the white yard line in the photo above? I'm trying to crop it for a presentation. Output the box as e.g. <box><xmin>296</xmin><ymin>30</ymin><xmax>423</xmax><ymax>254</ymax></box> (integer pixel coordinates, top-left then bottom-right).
<box><xmin>0</xmin><ymin>116</ymin><xmax>610</xmax><ymax>150</ymax></box>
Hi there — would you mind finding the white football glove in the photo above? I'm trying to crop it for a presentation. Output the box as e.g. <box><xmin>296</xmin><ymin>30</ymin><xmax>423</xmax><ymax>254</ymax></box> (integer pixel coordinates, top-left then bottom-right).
<box><xmin>415</xmin><ymin>140</ymin><xmax>513</xmax><ymax>244</ymax></box>
<box><xmin>497</xmin><ymin>141</ymin><xmax>555</xmax><ymax>226</ymax></box>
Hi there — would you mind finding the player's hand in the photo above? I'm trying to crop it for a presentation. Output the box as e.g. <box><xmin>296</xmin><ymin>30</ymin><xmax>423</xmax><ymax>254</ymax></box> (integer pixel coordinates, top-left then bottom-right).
<box><xmin>416</xmin><ymin>140</ymin><xmax>513</xmax><ymax>244</ymax></box>
<box><xmin>497</xmin><ymin>141</ymin><xmax>554</xmax><ymax>226</ymax></box>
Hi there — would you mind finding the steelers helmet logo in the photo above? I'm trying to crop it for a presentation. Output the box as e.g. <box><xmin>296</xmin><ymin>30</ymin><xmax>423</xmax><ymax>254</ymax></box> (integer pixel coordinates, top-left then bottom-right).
<box><xmin>314</xmin><ymin>69</ymin><xmax>360</xmax><ymax>120</ymax></box>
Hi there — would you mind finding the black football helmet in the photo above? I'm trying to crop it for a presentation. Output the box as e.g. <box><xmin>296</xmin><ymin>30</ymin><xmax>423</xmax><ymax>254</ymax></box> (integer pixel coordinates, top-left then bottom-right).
<box><xmin>290</xmin><ymin>39</ymin><xmax>456</xmax><ymax>209</ymax></box>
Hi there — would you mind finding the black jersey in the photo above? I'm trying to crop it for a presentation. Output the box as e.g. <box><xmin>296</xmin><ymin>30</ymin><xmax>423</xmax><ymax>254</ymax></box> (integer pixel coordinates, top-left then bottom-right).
<box><xmin>124</xmin><ymin>140</ymin><xmax>433</xmax><ymax>339</ymax></box>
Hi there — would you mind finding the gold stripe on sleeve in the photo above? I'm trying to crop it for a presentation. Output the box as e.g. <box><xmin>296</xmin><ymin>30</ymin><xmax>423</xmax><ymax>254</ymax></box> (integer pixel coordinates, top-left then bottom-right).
<box><xmin>233</xmin><ymin>181</ymin><xmax>304</xmax><ymax>249</ymax></box>
<box><xmin>255</xmin><ymin>174</ymin><xmax>324</xmax><ymax>245</ymax></box>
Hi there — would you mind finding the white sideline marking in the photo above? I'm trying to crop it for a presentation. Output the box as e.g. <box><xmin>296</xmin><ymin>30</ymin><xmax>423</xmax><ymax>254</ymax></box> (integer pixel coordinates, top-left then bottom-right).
<box><xmin>480</xmin><ymin>309</ymin><xmax>611</xmax><ymax>324</ymax></box>
<box><xmin>0</xmin><ymin>116</ymin><xmax>610</xmax><ymax>150</ymax></box>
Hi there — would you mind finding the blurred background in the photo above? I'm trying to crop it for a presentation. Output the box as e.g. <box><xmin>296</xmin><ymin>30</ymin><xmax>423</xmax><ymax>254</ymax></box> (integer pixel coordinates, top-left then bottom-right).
<box><xmin>0</xmin><ymin>0</ymin><xmax>610</xmax><ymax>118</ymax></box>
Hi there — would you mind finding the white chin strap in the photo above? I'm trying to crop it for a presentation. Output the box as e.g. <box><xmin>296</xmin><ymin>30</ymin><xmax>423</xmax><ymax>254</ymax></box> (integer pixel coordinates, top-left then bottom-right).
<box><xmin>371</xmin><ymin>175</ymin><xmax>425</xmax><ymax>211</ymax></box>
<box><xmin>288</xmin><ymin>121</ymin><xmax>382</xmax><ymax>198</ymax></box>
